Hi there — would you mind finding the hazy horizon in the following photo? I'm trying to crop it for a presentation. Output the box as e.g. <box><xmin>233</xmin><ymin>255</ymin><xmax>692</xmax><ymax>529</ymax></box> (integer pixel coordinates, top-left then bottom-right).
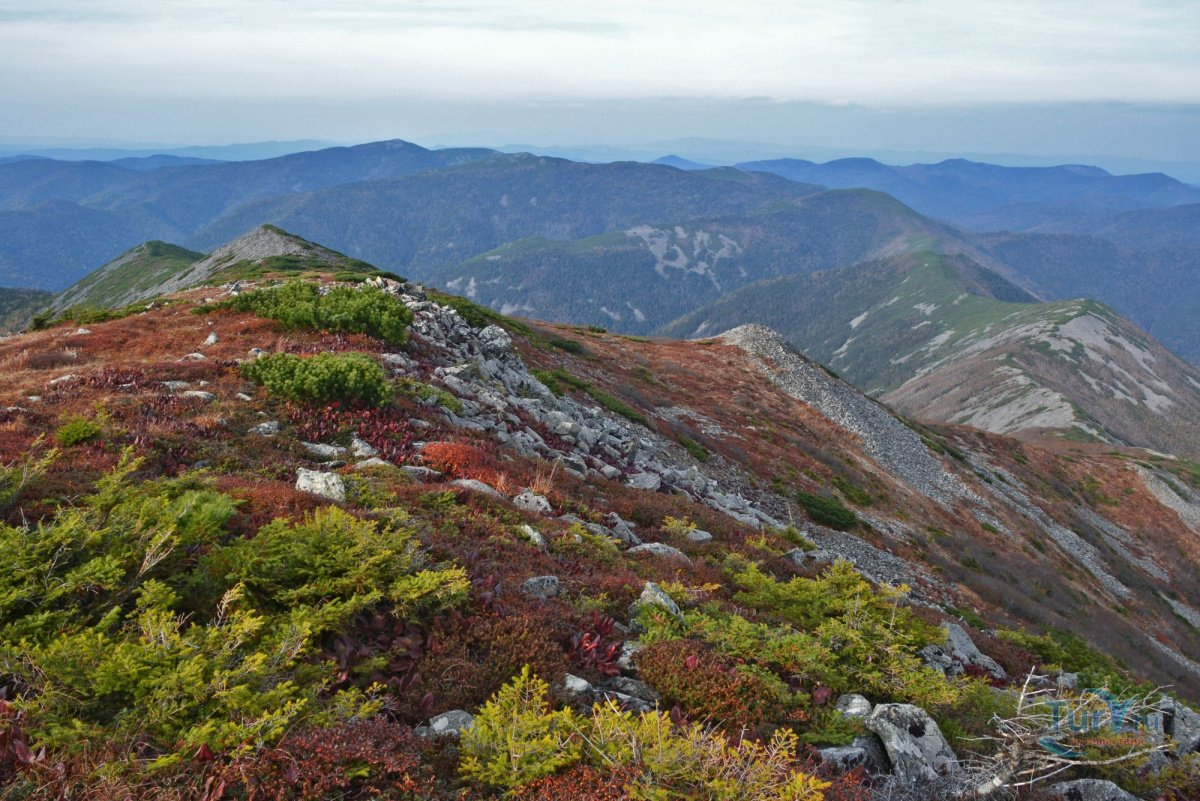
<box><xmin>2</xmin><ymin>1</ymin><xmax>1197</xmax><ymax>171</ymax></box>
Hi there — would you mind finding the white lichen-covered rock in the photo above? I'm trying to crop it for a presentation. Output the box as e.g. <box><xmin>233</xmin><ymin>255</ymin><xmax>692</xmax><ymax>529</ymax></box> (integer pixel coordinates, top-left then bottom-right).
<box><xmin>249</xmin><ymin>420</ymin><xmax>280</xmax><ymax>436</ymax></box>
<box><xmin>518</xmin><ymin>524</ymin><xmax>547</xmax><ymax>550</ymax></box>
<box><xmin>626</xmin><ymin>472</ymin><xmax>662</xmax><ymax>492</ymax></box>
<box><xmin>865</xmin><ymin>703</ymin><xmax>957</xmax><ymax>784</ymax></box>
<box><xmin>450</xmin><ymin>478</ymin><xmax>505</xmax><ymax>499</ymax></box>
<box><xmin>632</xmin><ymin>581</ymin><xmax>682</xmax><ymax>620</ymax></box>
<box><xmin>181</xmin><ymin>390</ymin><xmax>216</xmax><ymax>402</ymax></box>
<box><xmin>354</xmin><ymin>457</ymin><xmax>392</xmax><ymax>470</ymax></box>
<box><xmin>350</xmin><ymin>435</ymin><xmax>379</xmax><ymax>458</ymax></box>
<box><xmin>520</xmin><ymin>575</ymin><xmax>560</xmax><ymax>601</ymax></box>
<box><xmin>303</xmin><ymin>442</ymin><xmax>345</xmax><ymax>459</ymax></box>
<box><xmin>295</xmin><ymin>468</ymin><xmax>346</xmax><ymax>502</ymax></box>
<box><xmin>562</xmin><ymin>674</ymin><xmax>593</xmax><ymax>696</ymax></box>
<box><xmin>941</xmin><ymin>622</ymin><xmax>1007</xmax><ymax>681</ymax></box>
<box><xmin>513</xmin><ymin>490</ymin><xmax>553</xmax><ymax>514</ymax></box>
<box><xmin>628</xmin><ymin>542</ymin><xmax>690</xmax><ymax>562</ymax></box>
<box><xmin>426</xmin><ymin>709</ymin><xmax>473</xmax><ymax>738</ymax></box>
<box><xmin>1042</xmin><ymin>779</ymin><xmax>1139</xmax><ymax>801</ymax></box>
<box><xmin>836</xmin><ymin>694</ymin><xmax>873</xmax><ymax>720</ymax></box>
<box><xmin>685</xmin><ymin>528</ymin><xmax>713</xmax><ymax>543</ymax></box>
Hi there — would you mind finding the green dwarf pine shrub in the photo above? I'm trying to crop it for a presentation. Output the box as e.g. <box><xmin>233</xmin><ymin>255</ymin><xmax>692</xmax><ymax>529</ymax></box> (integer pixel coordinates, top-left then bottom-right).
<box><xmin>225</xmin><ymin>280</ymin><xmax>412</xmax><ymax>345</ymax></box>
<box><xmin>241</xmin><ymin>352</ymin><xmax>393</xmax><ymax>407</ymax></box>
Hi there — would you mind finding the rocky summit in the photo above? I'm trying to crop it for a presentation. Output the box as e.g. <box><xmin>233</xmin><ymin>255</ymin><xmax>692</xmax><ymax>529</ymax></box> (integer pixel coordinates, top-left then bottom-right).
<box><xmin>1</xmin><ymin>230</ymin><xmax>1199</xmax><ymax>799</ymax></box>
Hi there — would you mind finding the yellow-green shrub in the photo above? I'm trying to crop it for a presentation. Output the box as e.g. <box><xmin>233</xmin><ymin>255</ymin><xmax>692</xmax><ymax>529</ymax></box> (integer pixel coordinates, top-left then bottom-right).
<box><xmin>0</xmin><ymin>451</ymin><xmax>467</xmax><ymax>758</ymax></box>
<box><xmin>459</xmin><ymin>667</ymin><xmax>829</xmax><ymax>800</ymax></box>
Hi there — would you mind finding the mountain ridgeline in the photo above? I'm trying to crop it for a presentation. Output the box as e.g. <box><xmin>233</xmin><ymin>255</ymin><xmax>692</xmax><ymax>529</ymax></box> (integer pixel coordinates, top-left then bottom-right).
<box><xmin>15</xmin><ymin>138</ymin><xmax>1200</xmax><ymax>459</ymax></box>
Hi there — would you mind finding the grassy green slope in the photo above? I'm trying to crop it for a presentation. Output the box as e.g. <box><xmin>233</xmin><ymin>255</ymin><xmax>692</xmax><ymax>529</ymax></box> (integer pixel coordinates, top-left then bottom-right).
<box><xmin>49</xmin><ymin>240</ymin><xmax>206</xmax><ymax>314</ymax></box>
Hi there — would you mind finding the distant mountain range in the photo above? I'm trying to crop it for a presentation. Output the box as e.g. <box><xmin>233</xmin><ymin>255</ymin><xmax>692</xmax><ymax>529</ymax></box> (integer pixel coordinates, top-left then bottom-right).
<box><xmin>663</xmin><ymin>251</ymin><xmax>1200</xmax><ymax>458</ymax></box>
<box><xmin>734</xmin><ymin>157</ymin><xmax>1200</xmax><ymax>232</ymax></box>
<box><xmin>10</xmin><ymin>137</ymin><xmax>1200</xmax><ymax>453</ymax></box>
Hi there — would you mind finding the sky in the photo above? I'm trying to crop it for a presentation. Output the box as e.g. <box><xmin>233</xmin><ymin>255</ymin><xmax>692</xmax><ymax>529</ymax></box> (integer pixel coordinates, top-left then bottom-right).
<box><xmin>1</xmin><ymin>0</ymin><xmax>1198</xmax><ymax>167</ymax></box>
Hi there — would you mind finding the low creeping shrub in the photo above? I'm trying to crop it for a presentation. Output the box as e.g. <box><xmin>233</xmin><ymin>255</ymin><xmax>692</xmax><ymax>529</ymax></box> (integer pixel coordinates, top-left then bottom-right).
<box><xmin>242</xmin><ymin>352</ymin><xmax>393</xmax><ymax>407</ymax></box>
<box><xmin>223</xmin><ymin>280</ymin><xmax>413</xmax><ymax>345</ymax></box>
<box><xmin>460</xmin><ymin>666</ymin><xmax>830</xmax><ymax>800</ymax></box>
<box><xmin>796</xmin><ymin>490</ymin><xmax>857</xmax><ymax>530</ymax></box>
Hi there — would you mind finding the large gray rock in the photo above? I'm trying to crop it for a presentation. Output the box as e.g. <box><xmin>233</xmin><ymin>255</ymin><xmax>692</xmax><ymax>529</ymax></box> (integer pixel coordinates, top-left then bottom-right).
<box><xmin>817</xmin><ymin>746</ymin><xmax>867</xmax><ymax>773</ymax></box>
<box><xmin>942</xmin><ymin>622</ymin><xmax>1007</xmax><ymax>681</ymax></box>
<box><xmin>303</xmin><ymin>441</ymin><xmax>346</xmax><ymax>459</ymax></box>
<box><xmin>295</xmin><ymin>469</ymin><xmax>346</xmax><ymax>503</ymax></box>
<box><xmin>451</xmin><ymin>478</ymin><xmax>506</xmax><ymax>500</ymax></box>
<box><xmin>852</xmin><ymin>734</ymin><xmax>892</xmax><ymax>776</ymax></box>
<box><xmin>1161</xmin><ymin>697</ymin><xmax>1200</xmax><ymax>754</ymax></box>
<box><xmin>865</xmin><ymin>703</ymin><xmax>957</xmax><ymax>784</ymax></box>
<box><xmin>836</xmin><ymin>693</ymin><xmax>873</xmax><ymax>721</ymax></box>
<box><xmin>632</xmin><ymin>581</ymin><xmax>682</xmax><ymax>621</ymax></box>
<box><xmin>626</xmin><ymin>472</ymin><xmax>662</xmax><ymax>492</ymax></box>
<box><xmin>520</xmin><ymin>575</ymin><xmax>561</xmax><ymax>601</ymax></box>
<box><xmin>628</xmin><ymin>542</ymin><xmax>690</xmax><ymax>562</ymax></box>
<box><xmin>513</xmin><ymin>490</ymin><xmax>553</xmax><ymax>514</ymax></box>
<box><xmin>1042</xmin><ymin>779</ymin><xmax>1139</xmax><ymax>801</ymax></box>
<box><xmin>426</xmin><ymin>709</ymin><xmax>473</xmax><ymax>738</ymax></box>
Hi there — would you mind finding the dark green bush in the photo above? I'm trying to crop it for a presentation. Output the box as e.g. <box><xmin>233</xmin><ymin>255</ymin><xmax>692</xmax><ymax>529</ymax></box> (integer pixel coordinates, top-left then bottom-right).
<box><xmin>796</xmin><ymin>490</ymin><xmax>857</xmax><ymax>530</ymax></box>
<box><xmin>242</xmin><ymin>352</ymin><xmax>393</xmax><ymax>407</ymax></box>
<box><xmin>55</xmin><ymin>415</ymin><xmax>102</xmax><ymax>446</ymax></box>
<box><xmin>225</xmin><ymin>281</ymin><xmax>412</xmax><ymax>345</ymax></box>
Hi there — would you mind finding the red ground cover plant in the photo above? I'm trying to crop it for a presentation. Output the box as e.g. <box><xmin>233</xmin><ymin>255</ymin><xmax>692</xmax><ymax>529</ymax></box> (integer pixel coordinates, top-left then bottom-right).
<box><xmin>421</xmin><ymin>440</ymin><xmax>502</xmax><ymax>484</ymax></box>
<box><xmin>214</xmin><ymin>718</ymin><xmax>428</xmax><ymax>800</ymax></box>
<box><xmin>509</xmin><ymin>764</ymin><xmax>637</xmax><ymax>801</ymax></box>
<box><xmin>402</xmin><ymin>609</ymin><xmax>570</xmax><ymax>718</ymax></box>
<box><xmin>636</xmin><ymin>640</ymin><xmax>788</xmax><ymax>731</ymax></box>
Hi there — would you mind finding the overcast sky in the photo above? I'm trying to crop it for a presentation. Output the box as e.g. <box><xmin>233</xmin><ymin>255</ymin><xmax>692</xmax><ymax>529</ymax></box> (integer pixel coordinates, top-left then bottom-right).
<box><xmin>1</xmin><ymin>0</ymin><xmax>1198</xmax><ymax>164</ymax></box>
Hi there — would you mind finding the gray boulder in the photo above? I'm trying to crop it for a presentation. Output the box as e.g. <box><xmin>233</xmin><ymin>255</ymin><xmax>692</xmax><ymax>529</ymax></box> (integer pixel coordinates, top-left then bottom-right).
<box><xmin>686</xmin><ymin>528</ymin><xmax>714</xmax><ymax>543</ymax></box>
<box><xmin>401</xmin><ymin>465</ymin><xmax>443</xmax><ymax>481</ymax></box>
<box><xmin>628</xmin><ymin>542</ymin><xmax>690</xmax><ymax>562</ymax></box>
<box><xmin>1161</xmin><ymin>697</ymin><xmax>1200</xmax><ymax>754</ymax></box>
<box><xmin>249</xmin><ymin>420</ymin><xmax>280</xmax><ymax>436</ymax></box>
<box><xmin>627</xmin><ymin>472</ymin><xmax>662</xmax><ymax>492</ymax></box>
<box><xmin>865</xmin><ymin>703</ymin><xmax>957</xmax><ymax>784</ymax></box>
<box><xmin>295</xmin><ymin>469</ymin><xmax>346</xmax><ymax>503</ymax></box>
<box><xmin>520</xmin><ymin>575</ymin><xmax>561</xmax><ymax>602</ymax></box>
<box><xmin>303</xmin><ymin>442</ymin><xmax>345</xmax><ymax>459</ymax></box>
<box><xmin>1042</xmin><ymin>779</ymin><xmax>1139</xmax><ymax>801</ymax></box>
<box><xmin>632</xmin><ymin>581</ymin><xmax>682</xmax><ymax>621</ymax></box>
<box><xmin>354</xmin><ymin>457</ymin><xmax>392</xmax><ymax>470</ymax></box>
<box><xmin>942</xmin><ymin>622</ymin><xmax>1007</xmax><ymax>681</ymax></box>
<box><xmin>817</xmin><ymin>746</ymin><xmax>868</xmax><ymax>774</ymax></box>
<box><xmin>451</xmin><ymin>478</ymin><xmax>505</xmax><ymax>500</ymax></box>
<box><xmin>836</xmin><ymin>693</ymin><xmax>873</xmax><ymax>720</ymax></box>
<box><xmin>513</xmin><ymin>490</ymin><xmax>553</xmax><ymax>514</ymax></box>
<box><xmin>852</xmin><ymin>734</ymin><xmax>892</xmax><ymax>776</ymax></box>
<box><xmin>426</xmin><ymin>709</ymin><xmax>473</xmax><ymax>738</ymax></box>
<box><xmin>181</xmin><ymin>390</ymin><xmax>216</xmax><ymax>402</ymax></box>
<box><xmin>350</xmin><ymin>435</ymin><xmax>378</xmax><ymax>458</ymax></box>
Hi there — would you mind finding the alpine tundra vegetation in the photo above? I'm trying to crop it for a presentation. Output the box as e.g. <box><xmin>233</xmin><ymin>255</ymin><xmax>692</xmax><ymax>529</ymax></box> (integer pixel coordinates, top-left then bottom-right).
<box><xmin>0</xmin><ymin>229</ymin><xmax>1198</xmax><ymax>799</ymax></box>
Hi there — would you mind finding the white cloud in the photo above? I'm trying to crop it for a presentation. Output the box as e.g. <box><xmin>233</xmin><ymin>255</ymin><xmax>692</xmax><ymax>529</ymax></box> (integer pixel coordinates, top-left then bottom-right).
<box><xmin>1</xmin><ymin>0</ymin><xmax>1197</xmax><ymax>105</ymax></box>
